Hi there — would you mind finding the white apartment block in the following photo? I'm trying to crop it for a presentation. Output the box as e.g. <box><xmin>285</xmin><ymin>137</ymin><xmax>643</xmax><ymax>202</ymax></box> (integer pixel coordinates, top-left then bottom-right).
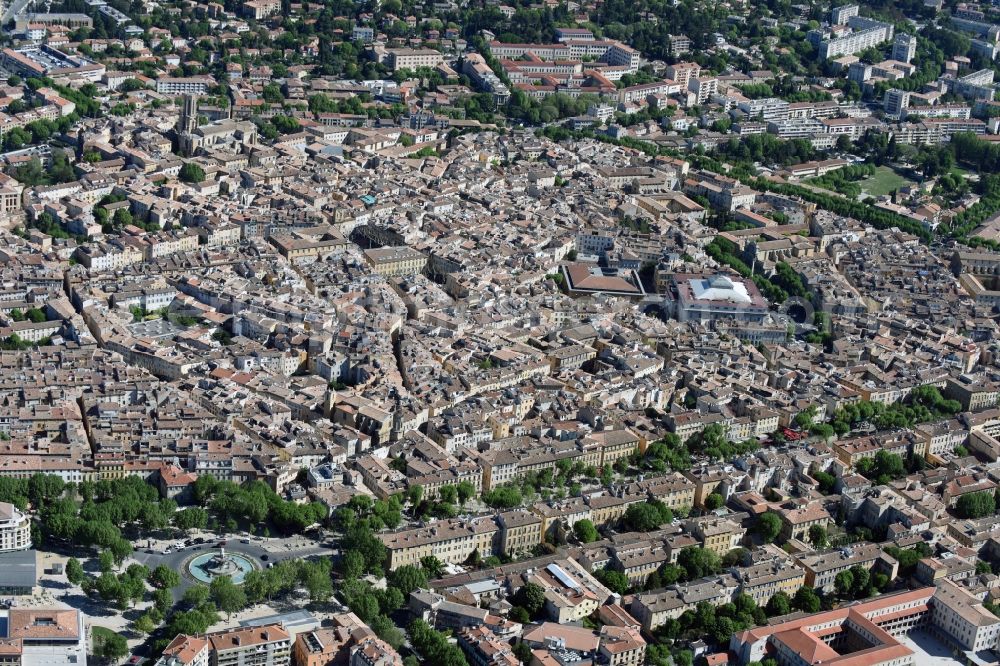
<box><xmin>385</xmin><ymin>48</ymin><xmax>444</xmax><ymax>72</ymax></box>
<box><xmin>155</xmin><ymin>77</ymin><xmax>214</xmax><ymax>95</ymax></box>
<box><xmin>820</xmin><ymin>17</ymin><xmax>894</xmax><ymax>59</ymax></box>
<box><xmin>0</xmin><ymin>503</ymin><xmax>30</xmax><ymax>552</ymax></box>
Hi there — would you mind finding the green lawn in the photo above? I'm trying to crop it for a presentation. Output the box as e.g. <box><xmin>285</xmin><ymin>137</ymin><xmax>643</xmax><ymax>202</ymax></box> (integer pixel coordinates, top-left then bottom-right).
<box><xmin>857</xmin><ymin>166</ymin><xmax>912</xmax><ymax>197</ymax></box>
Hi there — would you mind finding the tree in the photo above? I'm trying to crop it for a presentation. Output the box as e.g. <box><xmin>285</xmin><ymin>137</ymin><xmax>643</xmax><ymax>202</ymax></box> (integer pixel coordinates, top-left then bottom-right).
<box><xmin>302</xmin><ymin>562</ymin><xmax>333</xmax><ymax>602</ymax></box>
<box><xmin>573</xmin><ymin>519</ymin><xmax>599</xmax><ymax>543</ymax></box>
<box><xmin>704</xmin><ymin>493</ymin><xmax>724</xmax><ymax>511</ymax></box>
<box><xmin>150</xmin><ymin>564</ymin><xmax>181</xmax><ymax>589</ymax></box>
<box><xmin>482</xmin><ymin>485</ymin><xmax>522</xmax><ymax>509</ymax></box>
<box><xmin>456</xmin><ymin>480</ymin><xmax>476</xmax><ymax>505</ymax></box>
<box><xmin>957</xmin><ymin>491</ymin><xmax>997</xmax><ymax>519</ymax></box>
<box><xmin>110</xmin><ymin>538</ymin><xmax>132</xmax><ymax>564</ymax></box>
<box><xmin>98</xmin><ymin>550</ymin><xmax>115</xmax><ymax>573</ymax></box>
<box><xmin>835</xmin><ymin>570</ymin><xmax>854</xmax><ymax>598</ymax></box>
<box><xmin>408</xmin><ymin>619</ymin><xmax>469</xmax><ymax>666</ymax></box>
<box><xmin>406</xmin><ymin>486</ymin><xmax>423</xmax><ymax>507</ymax></box>
<box><xmin>179</xmin><ymin>162</ymin><xmax>206</xmax><ymax>183</ymax></box>
<box><xmin>66</xmin><ymin>558</ymin><xmax>85</xmax><ymax>586</ymax></box>
<box><xmin>437</xmin><ymin>485</ymin><xmax>458</xmax><ymax>506</ymax></box>
<box><xmin>766</xmin><ymin>591</ymin><xmax>792</xmax><ymax>617</ymax></box>
<box><xmin>92</xmin><ymin>627</ymin><xmax>128</xmax><ymax>663</ymax></box>
<box><xmin>340</xmin><ymin>550</ymin><xmax>365</xmax><ymax>580</ymax></box>
<box><xmin>813</xmin><ymin>471</ymin><xmax>837</xmax><ymax>494</ymax></box>
<box><xmin>210</xmin><ymin>575</ymin><xmax>247</xmax><ymax>619</ymax></box>
<box><xmin>420</xmin><ymin>556</ymin><xmax>444</xmax><ymax>579</ymax></box>
<box><xmin>849</xmin><ymin>565</ymin><xmax>871</xmax><ymax>599</ymax></box>
<box><xmin>756</xmin><ymin>513</ymin><xmax>782</xmax><ymax>543</ymax></box>
<box><xmin>388</xmin><ymin>565</ymin><xmax>427</xmax><ymax>596</ymax></box>
<box><xmin>174</xmin><ymin>507</ymin><xmax>209</xmax><ymax>530</ymax></box>
<box><xmin>594</xmin><ymin>567</ymin><xmax>630</xmax><ymax>594</ymax></box>
<box><xmin>153</xmin><ymin>587</ymin><xmax>173</xmax><ymax>614</ymax></box>
<box><xmin>262</xmin><ymin>83</ymin><xmax>284</xmax><ymax>103</ymax></box>
<box><xmin>622</xmin><ymin>501</ymin><xmax>672</xmax><ymax>532</ymax></box>
<box><xmin>793</xmin><ymin>586</ymin><xmax>821</xmax><ymax>613</ymax></box>
<box><xmin>370</xmin><ymin>615</ymin><xmax>405</xmax><ymax>649</ymax></box>
<box><xmin>808</xmin><ymin>525</ymin><xmax>828</xmax><ymax>550</ymax></box>
<box><xmin>134</xmin><ymin>614</ymin><xmax>157</xmax><ymax>635</ymax></box>
<box><xmin>113</xmin><ymin>208</ymin><xmax>132</xmax><ymax>227</ymax></box>
<box><xmin>513</xmin><ymin>582</ymin><xmax>546</xmax><ymax>618</ymax></box>
<box><xmin>183</xmin><ymin>584</ymin><xmax>211</xmax><ymax>607</ymax></box>
<box><xmin>677</xmin><ymin>546</ymin><xmax>721</xmax><ymax>581</ymax></box>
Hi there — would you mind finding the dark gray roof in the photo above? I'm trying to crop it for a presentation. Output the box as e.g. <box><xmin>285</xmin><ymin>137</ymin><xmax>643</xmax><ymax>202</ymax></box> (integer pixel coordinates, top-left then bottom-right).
<box><xmin>0</xmin><ymin>551</ymin><xmax>36</xmax><ymax>587</ymax></box>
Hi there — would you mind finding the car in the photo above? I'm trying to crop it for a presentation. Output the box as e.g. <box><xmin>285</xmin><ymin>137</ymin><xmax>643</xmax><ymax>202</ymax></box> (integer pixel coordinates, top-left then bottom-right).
<box><xmin>260</xmin><ymin>554</ymin><xmax>269</xmax><ymax>561</ymax></box>
<box><xmin>146</xmin><ymin>549</ymin><xmax>154</xmax><ymax>554</ymax></box>
<box><xmin>217</xmin><ymin>540</ymin><xmax>227</xmax><ymax>547</ymax></box>
<box><xmin>194</xmin><ymin>537</ymin><xmax>205</xmax><ymax>544</ymax></box>
<box><xmin>240</xmin><ymin>538</ymin><xmax>250</xmax><ymax>544</ymax></box>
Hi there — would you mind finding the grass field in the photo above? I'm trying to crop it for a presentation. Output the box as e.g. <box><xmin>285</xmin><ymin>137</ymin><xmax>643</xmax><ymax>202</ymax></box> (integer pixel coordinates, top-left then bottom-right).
<box><xmin>857</xmin><ymin>166</ymin><xmax>912</xmax><ymax>197</ymax></box>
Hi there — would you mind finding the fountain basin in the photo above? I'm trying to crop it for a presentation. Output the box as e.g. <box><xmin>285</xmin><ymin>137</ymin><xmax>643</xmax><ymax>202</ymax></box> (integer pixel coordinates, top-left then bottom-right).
<box><xmin>187</xmin><ymin>551</ymin><xmax>256</xmax><ymax>584</ymax></box>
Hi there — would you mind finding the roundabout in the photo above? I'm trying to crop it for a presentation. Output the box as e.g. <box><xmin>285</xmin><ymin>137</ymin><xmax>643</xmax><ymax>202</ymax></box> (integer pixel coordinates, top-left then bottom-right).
<box><xmin>186</xmin><ymin>548</ymin><xmax>256</xmax><ymax>584</ymax></box>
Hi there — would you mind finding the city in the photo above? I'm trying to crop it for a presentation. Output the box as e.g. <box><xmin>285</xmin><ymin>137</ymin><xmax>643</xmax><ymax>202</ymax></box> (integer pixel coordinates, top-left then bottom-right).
<box><xmin>0</xmin><ymin>0</ymin><xmax>996</xmax><ymax>665</ymax></box>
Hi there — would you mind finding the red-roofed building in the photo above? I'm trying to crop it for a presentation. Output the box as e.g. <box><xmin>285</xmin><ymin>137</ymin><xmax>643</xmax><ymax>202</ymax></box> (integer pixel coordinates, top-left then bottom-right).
<box><xmin>730</xmin><ymin>588</ymin><xmax>934</xmax><ymax>665</ymax></box>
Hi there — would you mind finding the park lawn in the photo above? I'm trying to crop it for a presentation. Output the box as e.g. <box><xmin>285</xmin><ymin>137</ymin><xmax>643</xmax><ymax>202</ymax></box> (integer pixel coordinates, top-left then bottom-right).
<box><xmin>857</xmin><ymin>166</ymin><xmax>912</xmax><ymax>197</ymax></box>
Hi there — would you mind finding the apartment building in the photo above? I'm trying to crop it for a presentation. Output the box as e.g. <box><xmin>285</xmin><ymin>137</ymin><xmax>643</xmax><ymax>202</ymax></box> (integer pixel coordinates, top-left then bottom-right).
<box><xmin>738</xmin><ymin>98</ymin><xmax>790</xmax><ymax>122</ymax></box>
<box><xmin>597</xmin><ymin>626</ymin><xmax>646</xmax><ymax>666</ymax></box>
<box><xmin>497</xmin><ymin>510</ymin><xmax>543</xmax><ymax>557</ymax></box>
<box><xmin>525</xmin><ymin>559</ymin><xmax>611</xmax><ymax>623</ymax></box>
<box><xmin>733</xmin><ymin>559</ymin><xmax>805</xmax><ymax>606</ymax></box>
<box><xmin>385</xmin><ymin>48</ymin><xmax>444</xmax><ymax>72</ymax></box>
<box><xmin>830</xmin><ymin>4</ymin><xmax>859</xmax><ymax>24</ymax></box>
<box><xmin>456</xmin><ymin>626</ymin><xmax>518</xmax><ymax>666</ymax></box>
<box><xmin>892</xmin><ymin>33</ymin><xmax>917</xmax><ymax>63</ymax></box>
<box><xmin>931</xmin><ymin>579</ymin><xmax>1000</xmax><ymax>652</ymax></box>
<box><xmin>685</xmin><ymin>516</ymin><xmax>745</xmax><ymax>557</ymax></box>
<box><xmin>206</xmin><ymin>626</ymin><xmax>292</xmax><ymax>666</ymax></box>
<box><xmin>0</xmin><ymin>503</ymin><xmax>30</xmax><ymax>553</ymax></box>
<box><xmin>819</xmin><ymin>17</ymin><xmax>894</xmax><ymax>59</ymax></box>
<box><xmin>380</xmin><ymin>516</ymin><xmax>498</xmax><ymax>570</ymax></box>
<box><xmin>159</xmin><ymin>636</ymin><xmax>210</xmax><ymax>666</ymax></box>
<box><xmin>884</xmin><ymin>89</ymin><xmax>911</xmax><ymax>116</ymax></box>
<box><xmin>774</xmin><ymin>502</ymin><xmax>830</xmax><ymax>543</ymax></box>
<box><xmin>349</xmin><ymin>637</ymin><xmax>401</xmax><ymax>666</ymax></box>
<box><xmin>363</xmin><ymin>246</ymin><xmax>427</xmax><ymax>277</ymax></box>
<box><xmin>665</xmin><ymin>62</ymin><xmax>700</xmax><ymax>90</ymax></box>
<box><xmin>945</xmin><ymin>375</ymin><xmax>1000</xmax><ymax>412</ymax></box>
<box><xmin>155</xmin><ymin>77</ymin><xmax>215</xmax><ymax>95</ymax></box>
<box><xmin>795</xmin><ymin>542</ymin><xmax>897</xmax><ymax>594</ymax></box>
<box><xmin>688</xmin><ymin>76</ymin><xmax>718</xmax><ymax>104</ymax></box>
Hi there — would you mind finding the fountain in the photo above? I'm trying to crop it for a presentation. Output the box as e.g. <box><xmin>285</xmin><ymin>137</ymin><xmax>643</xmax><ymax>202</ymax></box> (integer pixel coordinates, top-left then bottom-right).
<box><xmin>187</xmin><ymin>546</ymin><xmax>256</xmax><ymax>584</ymax></box>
